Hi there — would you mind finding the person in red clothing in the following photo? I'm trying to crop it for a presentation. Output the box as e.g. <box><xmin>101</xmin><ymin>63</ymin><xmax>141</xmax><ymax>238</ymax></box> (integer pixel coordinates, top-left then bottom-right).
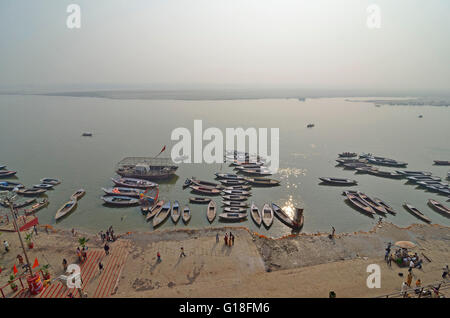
<box><xmin>157</xmin><ymin>252</ymin><xmax>161</xmax><ymax>262</ymax></box>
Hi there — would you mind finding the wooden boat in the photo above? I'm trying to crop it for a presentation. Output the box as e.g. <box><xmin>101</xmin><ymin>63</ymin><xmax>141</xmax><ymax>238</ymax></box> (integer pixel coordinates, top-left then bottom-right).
<box><xmin>224</xmin><ymin>185</ymin><xmax>251</xmax><ymax>191</ymax></box>
<box><xmin>1</xmin><ymin>198</ymin><xmax>35</xmax><ymax>209</ymax></box>
<box><xmin>102</xmin><ymin>187</ymin><xmax>145</xmax><ymax>198</ymax></box>
<box><xmin>189</xmin><ymin>197</ymin><xmax>211</xmax><ymax>204</ymax></box>
<box><xmin>306</xmin><ymin>123</ymin><xmax>314</xmax><ymax>128</ymax></box>
<box><xmin>207</xmin><ymin>200</ymin><xmax>216</xmax><ymax>223</ymax></box>
<box><xmin>183</xmin><ymin>178</ymin><xmax>192</xmax><ymax>188</ymax></box>
<box><xmin>356</xmin><ymin>192</ymin><xmax>387</xmax><ymax>215</ymax></box>
<box><xmin>71</xmin><ymin>189</ymin><xmax>86</xmax><ymax>201</ymax></box>
<box><xmin>403</xmin><ymin>203</ymin><xmax>431</xmax><ymax>223</ymax></box>
<box><xmin>214</xmin><ymin>173</ymin><xmax>245</xmax><ymax>180</ymax></box>
<box><xmin>33</xmin><ymin>183</ymin><xmax>54</xmax><ymax>190</ymax></box>
<box><xmin>319</xmin><ymin>177</ymin><xmax>357</xmax><ymax>186</ymax></box>
<box><xmin>238</xmin><ymin>168</ymin><xmax>272</xmax><ymax>176</ymax></box>
<box><xmin>218</xmin><ymin>212</ymin><xmax>247</xmax><ymax>222</ymax></box>
<box><xmin>40</xmin><ymin>178</ymin><xmax>61</xmax><ymax>185</ymax></box>
<box><xmin>367</xmin><ymin>158</ymin><xmax>408</xmax><ymax>167</ymax></box>
<box><xmin>145</xmin><ymin>200</ymin><xmax>164</xmax><ymax>221</ymax></box>
<box><xmin>171</xmin><ymin>200</ymin><xmax>180</xmax><ymax>223</ymax></box>
<box><xmin>55</xmin><ymin>199</ymin><xmax>77</xmax><ymax>221</ymax></box>
<box><xmin>343</xmin><ymin>162</ymin><xmax>370</xmax><ymax>170</ymax></box>
<box><xmin>190</xmin><ymin>179</ymin><xmax>223</xmax><ymax>189</ymax></box>
<box><xmin>344</xmin><ymin>192</ymin><xmax>375</xmax><ymax>216</ymax></box>
<box><xmin>0</xmin><ymin>165</ymin><xmax>5</xmax><ymax>170</ymax></box>
<box><xmin>222</xmin><ymin>189</ymin><xmax>251</xmax><ymax>196</ymax></box>
<box><xmin>222</xmin><ymin>195</ymin><xmax>247</xmax><ymax>201</ymax></box>
<box><xmin>406</xmin><ymin>176</ymin><xmax>441</xmax><ymax>183</ymax></box>
<box><xmin>102</xmin><ymin>195</ymin><xmax>139</xmax><ymax>206</ymax></box>
<box><xmin>250</xmin><ymin>202</ymin><xmax>261</xmax><ymax>226</ymax></box>
<box><xmin>219</xmin><ymin>179</ymin><xmax>247</xmax><ymax>186</ymax></box>
<box><xmin>115</xmin><ymin>157</ymin><xmax>178</xmax><ymax>180</ymax></box>
<box><xmin>182</xmin><ymin>205</ymin><xmax>191</xmax><ymax>224</ymax></box>
<box><xmin>395</xmin><ymin>171</ymin><xmax>432</xmax><ymax>177</ymax></box>
<box><xmin>82</xmin><ymin>132</ymin><xmax>93</xmax><ymax>137</ymax></box>
<box><xmin>262</xmin><ymin>204</ymin><xmax>274</xmax><ymax>228</ymax></box>
<box><xmin>417</xmin><ymin>181</ymin><xmax>448</xmax><ymax>188</ymax></box>
<box><xmin>336</xmin><ymin>158</ymin><xmax>367</xmax><ymax>165</ymax></box>
<box><xmin>153</xmin><ymin>201</ymin><xmax>171</xmax><ymax>227</ymax></box>
<box><xmin>222</xmin><ymin>201</ymin><xmax>248</xmax><ymax>208</ymax></box>
<box><xmin>16</xmin><ymin>188</ymin><xmax>46</xmax><ymax>197</ymax></box>
<box><xmin>433</xmin><ymin>160</ymin><xmax>450</xmax><ymax>166</ymax></box>
<box><xmin>111</xmin><ymin>177</ymin><xmax>158</xmax><ymax>189</ymax></box>
<box><xmin>190</xmin><ymin>185</ymin><xmax>221</xmax><ymax>195</ymax></box>
<box><xmin>230</xmin><ymin>160</ymin><xmax>264</xmax><ymax>167</ymax></box>
<box><xmin>367</xmin><ymin>170</ymin><xmax>403</xmax><ymax>179</ymax></box>
<box><xmin>0</xmin><ymin>170</ymin><xmax>17</xmax><ymax>178</ymax></box>
<box><xmin>233</xmin><ymin>163</ymin><xmax>265</xmax><ymax>170</ymax></box>
<box><xmin>223</xmin><ymin>206</ymin><xmax>246</xmax><ymax>213</ymax></box>
<box><xmin>432</xmin><ymin>186</ymin><xmax>450</xmax><ymax>196</ymax></box>
<box><xmin>355</xmin><ymin>166</ymin><xmax>378</xmax><ymax>174</ymax></box>
<box><xmin>372</xmin><ymin>197</ymin><xmax>396</xmax><ymax>215</ymax></box>
<box><xmin>0</xmin><ymin>181</ymin><xmax>24</xmax><ymax>191</ymax></box>
<box><xmin>428</xmin><ymin>199</ymin><xmax>450</xmax><ymax>217</ymax></box>
<box><xmin>245</xmin><ymin>177</ymin><xmax>280</xmax><ymax>187</ymax></box>
<box><xmin>272</xmin><ymin>203</ymin><xmax>304</xmax><ymax>229</ymax></box>
<box><xmin>24</xmin><ymin>199</ymin><xmax>49</xmax><ymax>215</ymax></box>
<box><xmin>338</xmin><ymin>152</ymin><xmax>357</xmax><ymax>158</ymax></box>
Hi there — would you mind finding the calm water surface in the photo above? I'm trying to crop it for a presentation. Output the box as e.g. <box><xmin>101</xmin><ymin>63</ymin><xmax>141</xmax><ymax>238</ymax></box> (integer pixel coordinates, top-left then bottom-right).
<box><xmin>0</xmin><ymin>95</ymin><xmax>449</xmax><ymax>237</ymax></box>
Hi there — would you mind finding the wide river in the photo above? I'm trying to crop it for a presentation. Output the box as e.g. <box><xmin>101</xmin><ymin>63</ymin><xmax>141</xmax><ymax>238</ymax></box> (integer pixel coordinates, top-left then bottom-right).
<box><xmin>0</xmin><ymin>95</ymin><xmax>449</xmax><ymax>237</ymax></box>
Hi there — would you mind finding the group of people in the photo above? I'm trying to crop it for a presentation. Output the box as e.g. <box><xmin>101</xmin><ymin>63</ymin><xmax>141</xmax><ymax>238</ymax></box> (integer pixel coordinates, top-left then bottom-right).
<box><xmin>223</xmin><ymin>232</ymin><xmax>235</xmax><ymax>246</ymax></box>
<box><xmin>76</xmin><ymin>246</ymin><xmax>88</xmax><ymax>262</ymax></box>
<box><xmin>384</xmin><ymin>243</ymin><xmax>423</xmax><ymax>269</ymax></box>
<box><xmin>99</xmin><ymin>226</ymin><xmax>116</xmax><ymax>243</ymax></box>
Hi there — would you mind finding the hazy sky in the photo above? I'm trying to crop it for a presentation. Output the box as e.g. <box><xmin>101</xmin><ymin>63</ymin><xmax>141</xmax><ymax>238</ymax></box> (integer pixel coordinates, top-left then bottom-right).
<box><xmin>0</xmin><ymin>0</ymin><xmax>449</xmax><ymax>93</ymax></box>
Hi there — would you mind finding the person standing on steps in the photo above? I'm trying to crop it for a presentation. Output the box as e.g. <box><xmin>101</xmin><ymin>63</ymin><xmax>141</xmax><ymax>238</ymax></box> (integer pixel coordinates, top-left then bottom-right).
<box><xmin>180</xmin><ymin>247</ymin><xmax>186</xmax><ymax>257</ymax></box>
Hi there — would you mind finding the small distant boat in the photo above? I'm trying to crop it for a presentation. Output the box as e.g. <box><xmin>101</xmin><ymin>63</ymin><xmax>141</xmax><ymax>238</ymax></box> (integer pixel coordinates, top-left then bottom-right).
<box><xmin>238</xmin><ymin>168</ymin><xmax>272</xmax><ymax>176</ymax></box>
<box><xmin>319</xmin><ymin>177</ymin><xmax>357</xmax><ymax>186</ymax></box>
<box><xmin>190</xmin><ymin>185</ymin><xmax>221</xmax><ymax>195</ymax></box>
<box><xmin>40</xmin><ymin>178</ymin><xmax>61</xmax><ymax>185</ymax></box>
<box><xmin>230</xmin><ymin>161</ymin><xmax>264</xmax><ymax>167</ymax></box>
<box><xmin>427</xmin><ymin>199</ymin><xmax>449</xmax><ymax>218</ymax></box>
<box><xmin>395</xmin><ymin>171</ymin><xmax>432</xmax><ymax>177</ymax></box>
<box><xmin>356</xmin><ymin>192</ymin><xmax>387</xmax><ymax>215</ymax></box>
<box><xmin>250</xmin><ymin>202</ymin><xmax>261</xmax><ymax>226</ymax></box>
<box><xmin>33</xmin><ymin>183</ymin><xmax>54</xmax><ymax>190</ymax></box>
<box><xmin>102</xmin><ymin>195</ymin><xmax>139</xmax><ymax>206</ymax></box>
<box><xmin>336</xmin><ymin>158</ymin><xmax>367</xmax><ymax>165</ymax></box>
<box><xmin>431</xmin><ymin>186</ymin><xmax>450</xmax><ymax>196</ymax></box>
<box><xmin>344</xmin><ymin>191</ymin><xmax>375</xmax><ymax>217</ymax></box>
<box><xmin>1</xmin><ymin>198</ymin><xmax>35</xmax><ymax>209</ymax></box>
<box><xmin>82</xmin><ymin>132</ymin><xmax>93</xmax><ymax>137</ymax></box>
<box><xmin>306</xmin><ymin>124</ymin><xmax>315</xmax><ymax>128</ymax></box>
<box><xmin>223</xmin><ymin>206</ymin><xmax>246</xmax><ymax>213</ymax></box>
<box><xmin>367</xmin><ymin>170</ymin><xmax>403</xmax><ymax>179</ymax></box>
<box><xmin>183</xmin><ymin>178</ymin><xmax>192</xmax><ymax>188</ymax></box>
<box><xmin>222</xmin><ymin>189</ymin><xmax>251</xmax><ymax>196</ymax></box>
<box><xmin>406</xmin><ymin>176</ymin><xmax>441</xmax><ymax>183</ymax></box>
<box><xmin>403</xmin><ymin>203</ymin><xmax>431</xmax><ymax>223</ymax></box>
<box><xmin>234</xmin><ymin>163</ymin><xmax>266</xmax><ymax>170</ymax></box>
<box><xmin>189</xmin><ymin>179</ymin><xmax>223</xmax><ymax>189</ymax></box>
<box><xmin>24</xmin><ymin>199</ymin><xmax>49</xmax><ymax>215</ymax></box>
<box><xmin>0</xmin><ymin>170</ymin><xmax>17</xmax><ymax>178</ymax></box>
<box><xmin>145</xmin><ymin>200</ymin><xmax>164</xmax><ymax>221</ymax></box>
<box><xmin>111</xmin><ymin>177</ymin><xmax>158</xmax><ymax>189</ymax></box>
<box><xmin>207</xmin><ymin>200</ymin><xmax>216</xmax><ymax>223</ymax></box>
<box><xmin>218</xmin><ymin>212</ymin><xmax>247</xmax><ymax>222</ymax></box>
<box><xmin>222</xmin><ymin>201</ymin><xmax>248</xmax><ymax>208</ymax></box>
<box><xmin>272</xmin><ymin>203</ymin><xmax>304</xmax><ymax>229</ymax></box>
<box><xmin>245</xmin><ymin>177</ymin><xmax>280</xmax><ymax>187</ymax></box>
<box><xmin>55</xmin><ymin>199</ymin><xmax>77</xmax><ymax>221</ymax></box>
<box><xmin>262</xmin><ymin>204</ymin><xmax>274</xmax><ymax>228</ymax></box>
<box><xmin>0</xmin><ymin>181</ymin><xmax>24</xmax><ymax>191</ymax></box>
<box><xmin>355</xmin><ymin>166</ymin><xmax>378</xmax><ymax>174</ymax></box>
<box><xmin>171</xmin><ymin>200</ymin><xmax>180</xmax><ymax>223</ymax></box>
<box><xmin>373</xmin><ymin>197</ymin><xmax>396</xmax><ymax>215</ymax></box>
<box><xmin>222</xmin><ymin>195</ymin><xmax>247</xmax><ymax>201</ymax></box>
<box><xmin>367</xmin><ymin>158</ymin><xmax>408</xmax><ymax>168</ymax></box>
<box><xmin>416</xmin><ymin>181</ymin><xmax>448</xmax><ymax>188</ymax></box>
<box><xmin>214</xmin><ymin>173</ymin><xmax>245</xmax><ymax>180</ymax></box>
<box><xmin>418</xmin><ymin>115</ymin><xmax>423</xmax><ymax>118</ymax></box>
<box><xmin>224</xmin><ymin>185</ymin><xmax>252</xmax><ymax>191</ymax></box>
<box><xmin>71</xmin><ymin>189</ymin><xmax>86</xmax><ymax>201</ymax></box>
<box><xmin>182</xmin><ymin>205</ymin><xmax>191</xmax><ymax>224</ymax></box>
<box><xmin>16</xmin><ymin>188</ymin><xmax>46</xmax><ymax>197</ymax></box>
<box><xmin>153</xmin><ymin>201</ymin><xmax>171</xmax><ymax>227</ymax></box>
<box><xmin>189</xmin><ymin>197</ymin><xmax>211</xmax><ymax>204</ymax></box>
<box><xmin>102</xmin><ymin>187</ymin><xmax>145</xmax><ymax>197</ymax></box>
<box><xmin>433</xmin><ymin>160</ymin><xmax>450</xmax><ymax>166</ymax></box>
<box><xmin>0</xmin><ymin>165</ymin><xmax>5</xmax><ymax>170</ymax></box>
<box><xmin>219</xmin><ymin>179</ymin><xmax>247</xmax><ymax>186</ymax></box>
<box><xmin>338</xmin><ymin>152</ymin><xmax>357</xmax><ymax>158</ymax></box>
<box><xmin>343</xmin><ymin>163</ymin><xmax>370</xmax><ymax>170</ymax></box>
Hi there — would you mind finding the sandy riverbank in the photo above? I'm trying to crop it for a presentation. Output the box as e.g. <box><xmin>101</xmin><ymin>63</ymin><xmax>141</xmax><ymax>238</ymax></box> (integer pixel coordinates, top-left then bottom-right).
<box><xmin>0</xmin><ymin>222</ymin><xmax>449</xmax><ymax>297</ymax></box>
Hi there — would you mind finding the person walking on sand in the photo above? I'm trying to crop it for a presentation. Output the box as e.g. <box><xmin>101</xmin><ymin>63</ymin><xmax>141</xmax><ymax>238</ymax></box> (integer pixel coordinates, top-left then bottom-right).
<box><xmin>98</xmin><ymin>261</ymin><xmax>104</xmax><ymax>273</ymax></box>
<box><xmin>62</xmin><ymin>258</ymin><xmax>68</xmax><ymax>272</ymax></box>
<box><xmin>407</xmin><ymin>271</ymin><xmax>413</xmax><ymax>287</ymax></box>
<box><xmin>81</xmin><ymin>246</ymin><xmax>87</xmax><ymax>261</ymax></box>
<box><xmin>180</xmin><ymin>247</ymin><xmax>186</xmax><ymax>258</ymax></box>
<box><xmin>99</xmin><ymin>231</ymin><xmax>104</xmax><ymax>243</ymax></box>
<box><xmin>3</xmin><ymin>240</ymin><xmax>9</xmax><ymax>252</ymax></box>
<box><xmin>33</xmin><ymin>225</ymin><xmax>38</xmax><ymax>236</ymax></box>
<box><xmin>157</xmin><ymin>252</ymin><xmax>161</xmax><ymax>262</ymax></box>
<box><xmin>224</xmin><ymin>234</ymin><xmax>228</xmax><ymax>246</ymax></box>
<box><xmin>77</xmin><ymin>247</ymin><xmax>82</xmax><ymax>262</ymax></box>
<box><xmin>104</xmin><ymin>243</ymin><xmax>110</xmax><ymax>256</ymax></box>
<box><xmin>231</xmin><ymin>233</ymin><xmax>235</xmax><ymax>246</ymax></box>
<box><xmin>331</xmin><ymin>226</ymin><xmax>335</xmax><ymax>239</ymax></box>
<box><xmin>216</xmin><ymin>233</ymin><xmax>219</xmax><ymax>243</ymax></box>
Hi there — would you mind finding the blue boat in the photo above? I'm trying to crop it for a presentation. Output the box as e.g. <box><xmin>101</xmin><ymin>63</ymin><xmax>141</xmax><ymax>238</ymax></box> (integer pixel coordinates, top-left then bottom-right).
<box><xmin>0</xmin><ymin>181</ymin><xmax>24</xmax><ymax>191</ymax></box>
